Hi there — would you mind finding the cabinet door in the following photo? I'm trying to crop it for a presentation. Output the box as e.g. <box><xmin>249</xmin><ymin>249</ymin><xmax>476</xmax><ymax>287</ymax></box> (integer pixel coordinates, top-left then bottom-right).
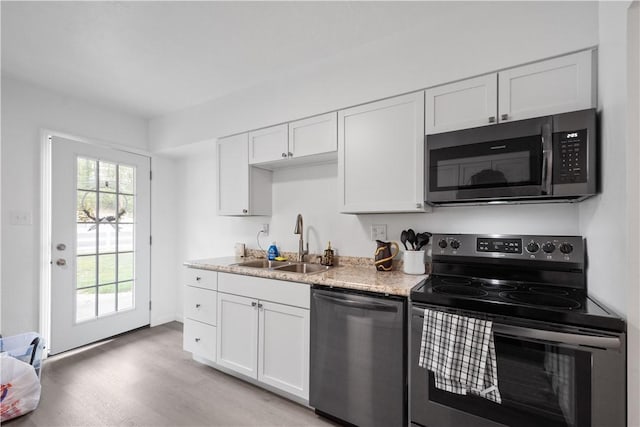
<box><xmin>184</xmin><ymin>286</ymin><xmax>217</xmax><ymax>325</ymax></box>
<box><xmin>248</xmin><ymin>124</ymin><xmax>288</xmax><ymax>164</ymax></box>
<box><xmin>216</xmin><ymin>292</ymin><xmax>259</xmax><ymax>379</ymax></box>
<box><xmin>217</xmin><ymin>133</ymin><xmax>249</xmax><ymax>215</ymax></box>
<box><xmin>258</xmin><ymin>301</ymin><xmax>309</xmax><ymax>399</ymax></box>
<box><xmin>183</xmin><ymin>319</ymin><xmax>216</xmax><ymax>361</ymax></box>
<box><xmin>498</xmin><ymin>50</ymin><xmax>595</xmax><ymax>122</ymax></box>
<box><xmin>338</xmin><ymin>92</ymin><xmax>426</xmax><ymax>213</ymax></box>
<box><xmin>288</xmin><ymin>112</ymin><xmax>337</xmax><ymax>159</ymax></box>
<box><xmin>425</xmin><ymin>74</ymin><xmax>498</xmax><ymax>134</ymax></box>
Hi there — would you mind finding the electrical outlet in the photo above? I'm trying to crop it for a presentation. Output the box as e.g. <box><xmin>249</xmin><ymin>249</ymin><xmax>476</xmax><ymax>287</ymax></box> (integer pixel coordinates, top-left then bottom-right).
<box><xmin>261</xmin><ymin>223</ymin><xmax>269</xmax><ymax>236</ymax></box>
<box><xmin>370</xmin><ymin>224</ymin><xmax>387</xmax><ymax>241</ymax></box>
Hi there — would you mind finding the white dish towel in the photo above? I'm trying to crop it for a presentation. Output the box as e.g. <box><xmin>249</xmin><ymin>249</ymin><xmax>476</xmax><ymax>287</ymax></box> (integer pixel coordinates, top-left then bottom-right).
<box><xmin>418</xmin><ymin>308</ymin><xmax>502</xmax><ymax>404</ymax></box>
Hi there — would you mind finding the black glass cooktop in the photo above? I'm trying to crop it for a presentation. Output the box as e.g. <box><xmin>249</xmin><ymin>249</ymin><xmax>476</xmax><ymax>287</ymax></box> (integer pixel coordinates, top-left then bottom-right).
<box><xmin>411</xmin><ymin>274</ymin><xmax>625</xmax><ymax>332</ymax></box>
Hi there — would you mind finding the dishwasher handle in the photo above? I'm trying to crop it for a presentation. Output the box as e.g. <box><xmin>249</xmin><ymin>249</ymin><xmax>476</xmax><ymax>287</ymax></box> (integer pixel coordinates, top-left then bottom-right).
<box><xmin>313</xmin><ymin>292</ymin><xmax>399</xmax><ymax>312</ymax></box>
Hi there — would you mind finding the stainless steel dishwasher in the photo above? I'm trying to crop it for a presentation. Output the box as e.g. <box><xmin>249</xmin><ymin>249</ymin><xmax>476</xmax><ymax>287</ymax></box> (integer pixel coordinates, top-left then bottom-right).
<box><xmin>310</xmin><ymin>286</ymin><xmax>407</xmax><ymax>427</ymax></box>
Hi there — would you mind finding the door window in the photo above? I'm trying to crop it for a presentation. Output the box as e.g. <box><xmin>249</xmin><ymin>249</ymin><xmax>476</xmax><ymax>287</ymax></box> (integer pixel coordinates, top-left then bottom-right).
<box><xmin>75</xmin><ymin>157</ymin><xmax>136</xmax><ymax>322</ymax></box>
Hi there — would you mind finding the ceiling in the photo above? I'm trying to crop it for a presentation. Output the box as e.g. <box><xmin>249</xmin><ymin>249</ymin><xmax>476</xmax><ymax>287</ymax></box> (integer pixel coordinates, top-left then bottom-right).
<box><xmin>1</xmin><ymin>1</ymin><xmax>432</xmax><ymax>119</ymax></box>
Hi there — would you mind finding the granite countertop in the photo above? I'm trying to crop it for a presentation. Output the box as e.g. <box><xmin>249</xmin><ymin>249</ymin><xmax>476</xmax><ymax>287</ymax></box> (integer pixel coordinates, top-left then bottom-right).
<box><xmin>183</xmin><ymin>256</ymin><xmax>427</xmax><ymax>297</ymax></box>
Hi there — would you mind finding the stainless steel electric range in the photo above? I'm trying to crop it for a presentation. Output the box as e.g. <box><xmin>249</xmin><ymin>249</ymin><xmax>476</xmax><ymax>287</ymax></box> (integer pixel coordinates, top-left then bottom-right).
<box><xmin>410</xmin><ymin>234</ymin><xmax>626</xmax><ymax>427</ymax></box>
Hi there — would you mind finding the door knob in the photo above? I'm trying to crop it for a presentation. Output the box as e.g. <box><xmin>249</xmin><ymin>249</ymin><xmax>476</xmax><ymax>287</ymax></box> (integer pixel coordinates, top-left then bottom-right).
<box><xmin>56</xmin><ymin>243</ymin><xmax>66</xmax><ymax>251</ymax></box>
<box><xmin>56</xmin><ymin>258</ymin><xmax>66</xmax><ymax>266</ymax></box>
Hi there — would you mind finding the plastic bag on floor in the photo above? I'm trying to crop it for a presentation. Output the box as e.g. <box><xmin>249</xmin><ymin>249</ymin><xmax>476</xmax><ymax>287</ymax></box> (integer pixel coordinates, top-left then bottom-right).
<box><xmin>0</xmin><ymin>353</ymin><xmax>41</xmax><ymax>421</ymax></box>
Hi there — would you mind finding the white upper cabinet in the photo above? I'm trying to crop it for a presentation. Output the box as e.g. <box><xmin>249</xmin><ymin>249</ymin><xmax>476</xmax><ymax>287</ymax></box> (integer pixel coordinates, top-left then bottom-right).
<box><xmin>498</xmin><ymin>50</ymin><xmax>595</xmax><ymax>123</ymax></box>
<box><xmin>338</xmin><ymin>92</ymin><xmax>427</xmax><ymax>213</ymax></box>
<box><xmin>248</xmin><ymin>113</ymin><xmax>338</xmax><ymax>169</ymax></box>
<box><xmin>425</xmin><ymin>74</ymin><xmax>498</xmax><ymax>134</ymax></box>
<box><xmin>288</xmin><ymin>112</ymin><xmax>337</xmax><ymax>159</ymax></box>
<box><xmin>425</xmin><ymin>50</ymin><xmax>596</xmax><ymax>134</ymax></box>
<box><xmin>217</xmin><ymin>133</ymin><xmax>272</xmax><ymax>216</ymax></box>
<box><xmin>248</xmin><ymin>124</ymin><xmax>289</xmax><ymax>164</ymax></box>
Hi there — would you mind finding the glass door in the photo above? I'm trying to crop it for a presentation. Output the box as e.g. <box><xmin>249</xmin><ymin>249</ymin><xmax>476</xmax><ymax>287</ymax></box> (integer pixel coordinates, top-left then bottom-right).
<box><xmin>428</xmin><ymin>334</ymin><xmax>592</xmax><ymax>427</ymax></box>
<box><xmin>50</xmin><ymin>136</ymin><xmax>150</xmax><ymax>355</ymax></box>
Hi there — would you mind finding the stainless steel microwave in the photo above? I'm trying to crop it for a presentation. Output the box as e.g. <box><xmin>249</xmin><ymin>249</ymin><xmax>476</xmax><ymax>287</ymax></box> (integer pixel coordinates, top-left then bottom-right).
<box><xmin>425</xmin><ymin>109</ymin><xmax>597</xmax><ymax>205</ymax></box>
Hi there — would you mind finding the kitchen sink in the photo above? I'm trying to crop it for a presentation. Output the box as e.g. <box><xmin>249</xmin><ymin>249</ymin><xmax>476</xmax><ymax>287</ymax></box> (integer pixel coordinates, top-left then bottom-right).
<box><xmin>233</xmin><ymin>260</ymin><xmax>292</xmax><ymax>269</ymax></box>
<box><xmin>274</xmin><ymin>263</ymin><xmax>331</xmax><ymax>274</ymax></box>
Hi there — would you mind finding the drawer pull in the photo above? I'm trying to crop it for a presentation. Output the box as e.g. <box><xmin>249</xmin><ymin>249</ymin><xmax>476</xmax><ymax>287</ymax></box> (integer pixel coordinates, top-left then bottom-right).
<box><xmin>195</xmin><ymin>304</ymin><xmax>201</xmax><ymax>308</ymax></box>
<box><xmin>196</xmin><ymin>276</ymin><xmax>202</xmax><ymax>281</ymax></box>
<box><xmin>195</xmin><ymin>338</ymin><xmax>201</xmax><ymax>342</ymax></box>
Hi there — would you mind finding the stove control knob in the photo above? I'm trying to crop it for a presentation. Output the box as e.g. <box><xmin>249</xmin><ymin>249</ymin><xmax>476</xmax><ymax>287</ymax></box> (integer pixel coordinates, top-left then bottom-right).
<box><xmin>559</xmin><ymin>242</ymin><xmax>574</xmax><ymax>254</ymax></box>
<box><xmin>542</xmin><ymin>242</ymin><xmax>556</xmax><ymax>253</ymax></box>
<box><xmin>438</xmin><ymin>239</ymin><xmax>448</xmax><ymax>249</ymax></box>
<box><xmin>526</xmin><ymin>242</ymin><xmax>540</xmax><ymax>253</ymax></box>
<box><xmin>450</xmin><ymin>240</ymin><xmax>460</xmax><ymax>250</ymax></box>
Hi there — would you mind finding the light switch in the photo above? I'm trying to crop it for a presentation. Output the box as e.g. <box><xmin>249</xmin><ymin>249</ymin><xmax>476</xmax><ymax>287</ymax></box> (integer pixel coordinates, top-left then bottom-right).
<box><xmin>10</xmin><ymin>210</ymin><xmax>32</xmax><ymax>226</ymax></box>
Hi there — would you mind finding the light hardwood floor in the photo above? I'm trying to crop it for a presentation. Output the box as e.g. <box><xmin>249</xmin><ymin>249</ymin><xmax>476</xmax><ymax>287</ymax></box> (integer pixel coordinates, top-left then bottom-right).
<box><xmin>6</xmin><ymin>322</ymin><xmax>335</xmax><ymax>427</ymax></box>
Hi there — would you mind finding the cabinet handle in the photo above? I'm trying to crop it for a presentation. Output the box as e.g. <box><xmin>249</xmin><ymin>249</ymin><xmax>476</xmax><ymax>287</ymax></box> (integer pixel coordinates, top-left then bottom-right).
<box><xmin>416</xmin><ymin>203</ymin><xmax>422</xmax><ymax>209</ymax></box>
<box><xmin>258</xmin><ymin>303</ymin><xmax>263</xmax><ymax>309</ymax></box>
<box><xmin>251</xmin><ymin>301</ymin><xmax>257</xmax><ymax>307</ymax></box>
<box><xmin>195</xmin><ymin>304</ymin><xmax>201</xmax><ymax>308</ymax></box>
<box><xmin>288</xmin><ymin>152</ymin><xmax>293</xmax><ymax>157</ymax></box>
<box><xmin>242</xmin><ymin>209</ymin><xmax>248</xmax><ymax>214</ymax></box>
<box><xmin>489</xmin><ymin>116</ymin><xmax>496</xmax><ymax>123</ymax></box>
<box><xmin>281</xmin><ymin>152</ymin><xmax>287</xmax><ymax>158</ymax></box>
<box><xmin>196</xmin><ymin>276</ymin><xmax>201</xmax><ymax>281</ymax></box>
<box><xmin>195</xmin><ymin>338</ymin><xmax>201</xmax><ymax>342</ymax></box>
<box><xmin>501</xmin><ymin>113</ymin><xmax>509</xmax><ymax>121</ymax></box>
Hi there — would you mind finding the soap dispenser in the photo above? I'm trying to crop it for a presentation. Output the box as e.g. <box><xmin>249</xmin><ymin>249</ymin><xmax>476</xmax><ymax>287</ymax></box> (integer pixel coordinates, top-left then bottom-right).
<box><xmin>321</xmin><ymin>241</ymin><xmax>334</xmax><ymax>266</ymax></box>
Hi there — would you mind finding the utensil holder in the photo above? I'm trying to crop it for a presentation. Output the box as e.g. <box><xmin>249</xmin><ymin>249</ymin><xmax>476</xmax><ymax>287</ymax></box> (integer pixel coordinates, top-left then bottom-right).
<box><xmin>403</xmin><ymin>250</ymin><xmax>425</xmax><ymax>275</ymax></box>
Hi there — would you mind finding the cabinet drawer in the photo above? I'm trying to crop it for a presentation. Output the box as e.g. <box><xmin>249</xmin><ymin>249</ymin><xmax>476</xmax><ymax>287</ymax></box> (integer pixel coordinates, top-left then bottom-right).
<box><xmin>184</xmin><ymin>286</ymin><xmax>217</xmax><ymax>325</ymax></box>
<box><xmin>183</xmin><ymin>319</ymin><xmax>216</xmax><ymax>361</ymax></box>
<box><xmin>218</xmin><ymin>273</ymin><xmax>310</xmax><ymax>309</ymax></box>
<box><xmin>186</xmin><ymin>268</ymin><xmax>217</xmax><ymax>290</ymax></box>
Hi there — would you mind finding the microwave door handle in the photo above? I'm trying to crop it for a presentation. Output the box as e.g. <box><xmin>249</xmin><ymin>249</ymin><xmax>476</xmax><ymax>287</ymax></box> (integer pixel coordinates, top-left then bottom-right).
<box><xmin>493</xmin><ymin>323</ymin><xmax>621</xmax><ymax>350</ymax></box>
<box><xmin>541</xmin><ymin>122</ymin><xmax>553</xmax><ymax>195</ymax></box>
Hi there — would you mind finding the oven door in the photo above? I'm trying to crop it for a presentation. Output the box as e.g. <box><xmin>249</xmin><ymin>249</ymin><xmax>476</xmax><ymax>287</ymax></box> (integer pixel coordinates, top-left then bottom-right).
<box><xmin>426</xmin><ymin>116</ymin><xmax>553</xmax><ymax>204</ymax></box>
<box><xmin>410</xmin><ymin>306</ymin><xmax>626</xmax><ymax>427</ymax></box>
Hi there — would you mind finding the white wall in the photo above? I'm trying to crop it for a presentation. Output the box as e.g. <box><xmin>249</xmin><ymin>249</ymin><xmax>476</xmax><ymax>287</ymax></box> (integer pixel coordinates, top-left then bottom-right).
<box><xmin>0</xmin><ymin>76</ymin><xmax>151</xmax><ymax>335</ymax></box>
<box><xmin>172</xmin><ymin>151</ymin><xmax>581</xmax><ymax>260</ymax></box>
<box><xmin>154</xmin><ymin>0</ymin><xmax>597</xmax><ymax>304</ymax></box>
<box><xmin>149</xmin><ymin>1</ymin><xmax>599</xmax><ymax>150</ymax></box>
<box><xmin>149</xmin><ymin>155</ymin><xmax>180</xmax><ymax>326</ymax></box>
<box><xmin>579</xmin><ymin>2</ymin><xmax>631</xmax><ymax>317</ymax></box>
<box><xmin>625</xmin><ymin>2</ymin><xmax>639</xmax><ymax>426</ymax></box>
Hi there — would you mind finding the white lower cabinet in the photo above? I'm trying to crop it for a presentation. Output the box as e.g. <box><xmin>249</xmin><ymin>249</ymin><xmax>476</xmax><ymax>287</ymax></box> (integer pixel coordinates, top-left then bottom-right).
<box><xmin>183</xmin><ymin>318</ymin><xmax>216</xmax><ymax>361</ymax></box>
<box><xmin>258</xmin><ymin>301</ymin><xmax>309</xmax><ymax>398</ymax></box>
<box><xmin>216</xmin><ymin>273</ymin><xmax>310</xmax><ymax>400</ymax></box>
<box><xmin>216</xmin><ymin>293</ymin><xmax>259</xmax><ymax>378</ymax></box>
<box><xmin>183</xmin><ymin>268</ymin><xmax>218</xmax><ymax>362</ymax></box>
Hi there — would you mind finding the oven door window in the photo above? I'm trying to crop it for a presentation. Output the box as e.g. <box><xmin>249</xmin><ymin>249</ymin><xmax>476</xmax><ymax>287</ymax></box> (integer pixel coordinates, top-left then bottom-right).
<box><xmin>428</xmin><ymin>335</ymin><xmax>591</xmax><ymax>427</ymax></box>
<box><xmin>429</xmin><ymin>135</ymin><xmax>543</xmax><ymax>194</ymax></box>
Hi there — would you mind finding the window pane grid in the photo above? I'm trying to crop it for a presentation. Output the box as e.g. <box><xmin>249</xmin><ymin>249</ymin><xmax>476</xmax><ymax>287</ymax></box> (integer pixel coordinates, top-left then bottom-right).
<box><xmin>75</xmin><ymin>157</ymin><xmax>137</xmax><ymax>323</ymax></box>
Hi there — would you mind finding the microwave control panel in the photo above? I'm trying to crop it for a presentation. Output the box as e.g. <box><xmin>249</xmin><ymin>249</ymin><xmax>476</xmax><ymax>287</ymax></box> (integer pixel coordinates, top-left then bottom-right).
<box><xmin>553</xmin><ymin>129</ymin><xmax>588</xmax><ymax>184</ymax></box>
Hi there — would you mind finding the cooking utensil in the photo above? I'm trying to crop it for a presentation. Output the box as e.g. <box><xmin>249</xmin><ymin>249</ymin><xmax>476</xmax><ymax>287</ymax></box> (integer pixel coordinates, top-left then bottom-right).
<box><xmin>400</xmin><ymin>230</ymin><xmax>409</xmax><ymax>250</ymax></box>
<box><xmin>416</xmin><ymin>232</ymin><xmax>432</xmax><ymax>251</ymax></box>
<box><xmin>407</xmin><ymin>229</ymin><xmax>417</xmax><ymax>250</ymax></box>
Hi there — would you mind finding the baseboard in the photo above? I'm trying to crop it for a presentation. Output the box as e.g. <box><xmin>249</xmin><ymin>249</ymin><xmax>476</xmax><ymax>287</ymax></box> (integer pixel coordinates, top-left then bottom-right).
<box><xmin>150</xmin><ymin>313</ymin><xmax>181</xmax><ymax>327</ymax></box>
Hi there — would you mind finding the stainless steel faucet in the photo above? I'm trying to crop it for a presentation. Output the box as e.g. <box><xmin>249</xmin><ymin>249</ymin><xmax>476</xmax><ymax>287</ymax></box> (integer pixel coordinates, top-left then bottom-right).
<box><xmin>293</xmin><ymin>213</ymin><xmax>309</xmax><ymax>262</ymax></box>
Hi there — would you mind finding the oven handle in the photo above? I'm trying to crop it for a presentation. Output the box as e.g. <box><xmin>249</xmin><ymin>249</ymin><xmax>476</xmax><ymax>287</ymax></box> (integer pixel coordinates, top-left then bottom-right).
<box><xmin>540</xmin><ymin>121</ymin><xmax>553</xmax><ymax>195</ymax></box>
<box><xmin>493</xmin><ymin>323</ymin><xmax>621</xmax><ymax>350</ymax></box>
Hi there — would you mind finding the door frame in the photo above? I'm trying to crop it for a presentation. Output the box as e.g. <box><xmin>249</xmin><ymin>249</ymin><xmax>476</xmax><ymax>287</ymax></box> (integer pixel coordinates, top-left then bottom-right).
<box><xmin>39</xmin><ymin>129</ymin><xmax>152</xmax><ymax>354</ymax></box>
